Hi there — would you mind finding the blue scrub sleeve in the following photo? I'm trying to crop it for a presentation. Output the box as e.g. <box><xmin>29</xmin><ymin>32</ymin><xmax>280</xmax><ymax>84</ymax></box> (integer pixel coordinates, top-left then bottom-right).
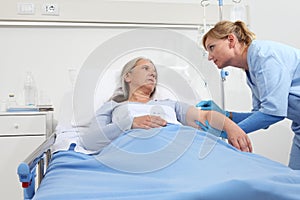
<box><xmin>237</xmin><ymin>111</ymin><xmax>284</xmax><ymax>133</ymax></box>
<box><xmin>231</xmin><ymin>112</ymin><xmax>252</xmax><ymax>123</ymax></box>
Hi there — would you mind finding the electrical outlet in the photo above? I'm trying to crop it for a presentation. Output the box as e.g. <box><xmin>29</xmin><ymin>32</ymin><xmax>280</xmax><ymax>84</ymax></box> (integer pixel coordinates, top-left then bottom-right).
<box><xmin>42</xmin><ymin>4</ymin><xmax>59</xmax><ymax>16</ymax></box>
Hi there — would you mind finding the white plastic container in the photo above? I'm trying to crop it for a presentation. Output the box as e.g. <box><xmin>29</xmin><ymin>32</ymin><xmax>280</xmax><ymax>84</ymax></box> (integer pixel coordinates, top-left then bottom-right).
<box><xmin>24</xmin><ymin>71</ymin><xmax>37</xmax><ymax>106</ymax></box>
<box><xmin>8</xmin><ymin>93</ymin><xmax>17</xmax><ymax>108</ymax></box>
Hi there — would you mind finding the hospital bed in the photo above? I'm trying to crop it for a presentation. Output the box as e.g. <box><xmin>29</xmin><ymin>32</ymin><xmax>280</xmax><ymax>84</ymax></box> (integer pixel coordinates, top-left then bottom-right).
<box><xmin>17</xmin><ymin>29</ymin><xmax>300</xmax><ymax>200</ymax></box>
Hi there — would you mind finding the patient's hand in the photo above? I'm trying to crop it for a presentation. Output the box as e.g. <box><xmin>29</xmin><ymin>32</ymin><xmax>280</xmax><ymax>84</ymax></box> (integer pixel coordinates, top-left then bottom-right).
<box><xmin>132</xmin><ymin>115</ymin><xmax>167</xmax><ymax>129</ymax></box>
<box><xmin>226</xmin><ymin>126</ymin><xmax>253</xmax><ymax>153</ymax></box>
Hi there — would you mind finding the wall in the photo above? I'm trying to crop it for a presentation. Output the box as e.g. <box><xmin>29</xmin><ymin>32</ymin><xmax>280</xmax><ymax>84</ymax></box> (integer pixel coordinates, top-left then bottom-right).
<box><xmin>0</xmin><ymin>0</ymin><xmax>233</xmax><ymax>25</ymax></box>
<box><xmin>0</xmin><ymin>0</ymin><xmax>236</xmax><ymax>108</ymax></box>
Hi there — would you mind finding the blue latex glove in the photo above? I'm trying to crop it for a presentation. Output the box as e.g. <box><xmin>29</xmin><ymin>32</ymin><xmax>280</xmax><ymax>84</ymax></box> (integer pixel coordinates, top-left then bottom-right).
<box><xmin>196</xmin><ymin>100</ymin><xmax>229</xmax><ymax>117</ymax></box>
<box><xmin>195</xmin><ymin>120</ymin><xmax>227</xmax><ymax>138</ymax></box>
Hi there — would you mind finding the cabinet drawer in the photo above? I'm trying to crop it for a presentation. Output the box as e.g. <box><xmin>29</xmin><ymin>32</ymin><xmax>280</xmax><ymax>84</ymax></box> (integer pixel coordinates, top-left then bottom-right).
<box><xmin>0</xmin><ymin>115</ymin><xmax>46</xmax><ymax>136</ymax></box>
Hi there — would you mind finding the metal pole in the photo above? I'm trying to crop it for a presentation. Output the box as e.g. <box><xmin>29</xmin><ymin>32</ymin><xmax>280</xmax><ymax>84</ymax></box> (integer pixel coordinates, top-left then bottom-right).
<box><xmin>217</xmin><ymin>0</ymin><xmax>228</xmax><ymax>110</ymax></box>
<box><xmin>218</xmin><ymin>0</ymin><xmax>223</xmax><ymax>21</ymax></box>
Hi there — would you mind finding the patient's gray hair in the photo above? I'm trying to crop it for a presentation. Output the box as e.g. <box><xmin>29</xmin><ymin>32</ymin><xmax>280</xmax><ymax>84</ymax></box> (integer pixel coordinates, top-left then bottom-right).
<box><xmin>109</xmin><ymin>57</ymin><xmax>157</xmax><ymax>103</ymax></box>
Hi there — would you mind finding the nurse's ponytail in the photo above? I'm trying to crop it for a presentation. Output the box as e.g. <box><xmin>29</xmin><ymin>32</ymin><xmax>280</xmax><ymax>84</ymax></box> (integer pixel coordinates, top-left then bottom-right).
<box><xmin>233</xmin><ymin>21</ymin><xmax>256</xmax><ymax>47</ymax></box>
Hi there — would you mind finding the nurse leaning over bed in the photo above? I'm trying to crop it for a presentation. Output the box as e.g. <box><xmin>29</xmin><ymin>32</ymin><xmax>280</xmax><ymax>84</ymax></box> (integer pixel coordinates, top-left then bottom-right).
<box><xmin>199</xmin><ymin>20</ymin><xmax>300</xmax><ymax>169</ymax></box>
<box><xmin>80</xmin><ymin>57</ymin><xmax>252</xmax><ymax>153</ymax></box>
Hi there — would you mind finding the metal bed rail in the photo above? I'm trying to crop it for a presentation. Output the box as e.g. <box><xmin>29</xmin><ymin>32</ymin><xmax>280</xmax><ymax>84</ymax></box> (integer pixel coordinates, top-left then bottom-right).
<box><xmin>17</xmin><ymin>132</ymin><xmax>56</xmax><ymax>200</ymax></box>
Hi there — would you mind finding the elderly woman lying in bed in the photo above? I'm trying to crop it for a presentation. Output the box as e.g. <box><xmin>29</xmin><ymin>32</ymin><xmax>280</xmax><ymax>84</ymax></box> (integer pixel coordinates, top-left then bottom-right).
<box><xmin>80</xmin><ymin>56</ymin><xmax>252</xmax><ymax>154</ymax></box>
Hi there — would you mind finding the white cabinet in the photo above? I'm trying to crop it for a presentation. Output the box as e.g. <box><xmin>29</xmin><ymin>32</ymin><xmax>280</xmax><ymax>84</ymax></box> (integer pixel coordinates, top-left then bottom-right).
<box><xmin>0</xmin><ymin>112</ymin><xmax>53</xmax><ymax>200</ymax></box>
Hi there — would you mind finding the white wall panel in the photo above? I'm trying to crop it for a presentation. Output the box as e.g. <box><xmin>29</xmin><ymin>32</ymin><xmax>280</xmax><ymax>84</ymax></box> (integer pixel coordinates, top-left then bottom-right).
<box><xmin>0</xmin><ymin>0</ymin><xmax>236</xmax><ymax>25</ymax></box>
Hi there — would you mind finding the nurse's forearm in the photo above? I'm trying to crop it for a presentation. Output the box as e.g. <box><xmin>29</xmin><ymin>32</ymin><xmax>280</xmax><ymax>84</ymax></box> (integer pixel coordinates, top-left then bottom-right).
<box><xmin>237</xmin><ymin>111</ymin><xmax>284</xmax><ymax>133</ymax></box>
<box><xmin>231</xmin><ymin>112</ymin><xmax>252</xmax><ymax>123</ymax></box>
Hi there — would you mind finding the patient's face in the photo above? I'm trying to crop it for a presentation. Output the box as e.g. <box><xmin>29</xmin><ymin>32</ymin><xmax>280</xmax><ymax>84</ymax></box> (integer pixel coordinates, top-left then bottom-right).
<box><xmin>126</xmin><ymin>59</ymin><xmax>157</xmax><ymax>94</ymax></box>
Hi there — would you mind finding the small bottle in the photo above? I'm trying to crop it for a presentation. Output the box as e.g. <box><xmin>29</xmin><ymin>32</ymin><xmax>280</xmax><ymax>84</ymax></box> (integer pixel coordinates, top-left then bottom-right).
<box><xmin>8</xmin><ymin>93</ymin><xmax>17</xmax><ymax>108</ymax></box>
<box><xmin>24</xmin><ymin>71</ymin><xmax>37</xmax><ymax>106</ymax></box>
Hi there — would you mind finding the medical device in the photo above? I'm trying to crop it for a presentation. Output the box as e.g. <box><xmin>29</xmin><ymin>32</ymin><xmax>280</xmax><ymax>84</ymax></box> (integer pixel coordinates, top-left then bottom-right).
<box><xmin>197</xmin><ymin>0</ymin><xmax>210</xmax><ymax>51</ymax></box>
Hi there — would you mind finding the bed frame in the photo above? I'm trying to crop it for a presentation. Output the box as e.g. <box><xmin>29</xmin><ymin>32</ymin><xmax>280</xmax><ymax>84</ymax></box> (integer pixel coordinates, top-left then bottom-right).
<box><xmin>16</xmin><ymin>30</ymin><xmax>223</xmax><ymax>198</ymax></box>
<box><xmin>17</xmin><ymin>133</ymin><xmax>56</xmax><ymax>199</ymax></box>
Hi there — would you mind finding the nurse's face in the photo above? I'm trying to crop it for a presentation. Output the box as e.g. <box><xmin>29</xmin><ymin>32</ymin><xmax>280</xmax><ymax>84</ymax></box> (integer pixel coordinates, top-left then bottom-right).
<box><xmin>205</xmin><ymin>36</ymin><xmax>233</xmax><ymax>69</ymax></box>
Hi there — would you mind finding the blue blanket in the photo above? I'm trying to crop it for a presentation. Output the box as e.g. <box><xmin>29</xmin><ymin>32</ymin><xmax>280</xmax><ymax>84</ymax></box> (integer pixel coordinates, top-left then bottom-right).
<box><xmin>34</xmin><ymin>125</ymin><xmax>300</xmax><ymax>200</ymax></box>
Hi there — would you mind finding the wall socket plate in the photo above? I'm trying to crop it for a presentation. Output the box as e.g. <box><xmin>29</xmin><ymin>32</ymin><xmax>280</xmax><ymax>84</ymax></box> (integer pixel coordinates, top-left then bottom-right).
<box><xmin>17</xmin><ymin>3</ymin><xmax>35</xmax><ymax>15</ymax></box>
<box><xmin>42</xmin><ymin>4</ymin><xmax>59</xmax><ymax>16</ymax></box>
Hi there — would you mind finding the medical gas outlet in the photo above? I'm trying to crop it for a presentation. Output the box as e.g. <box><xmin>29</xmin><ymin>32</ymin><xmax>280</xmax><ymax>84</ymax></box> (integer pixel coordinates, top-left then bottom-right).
<box><xmin>42</xmin><ymin>4</ymin><xmax>59</xmax><ymax>16</ymax></box>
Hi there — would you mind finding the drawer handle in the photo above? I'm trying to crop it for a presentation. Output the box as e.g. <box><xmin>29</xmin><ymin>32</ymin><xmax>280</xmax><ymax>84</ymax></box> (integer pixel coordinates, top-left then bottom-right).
<box><xmin>14</xmin><ymin>123</ymin><xmax>20</xmax><ymax>129</ymax></box>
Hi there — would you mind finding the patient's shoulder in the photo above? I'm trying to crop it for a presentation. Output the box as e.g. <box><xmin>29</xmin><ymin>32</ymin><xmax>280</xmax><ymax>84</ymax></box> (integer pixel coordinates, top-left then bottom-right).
<box><xmin>95</xmin><ymin>100</ymin><xmax>121</xmax><ymax>114</ymax></box>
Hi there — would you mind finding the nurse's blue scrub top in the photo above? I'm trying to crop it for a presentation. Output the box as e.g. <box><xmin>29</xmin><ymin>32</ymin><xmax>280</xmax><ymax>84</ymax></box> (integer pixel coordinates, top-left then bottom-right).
<box><xmin>246</xmin><ymin>40</ymin><xmax>300</xmax><ymax>123</ymax></box>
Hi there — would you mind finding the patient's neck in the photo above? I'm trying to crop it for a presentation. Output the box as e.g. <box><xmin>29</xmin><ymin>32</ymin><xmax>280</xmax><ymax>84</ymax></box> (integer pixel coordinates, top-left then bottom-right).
<box><xmin>128</xmin><ymin>92</ymin><xmax>151</xmax><ymax>103</ymax></box>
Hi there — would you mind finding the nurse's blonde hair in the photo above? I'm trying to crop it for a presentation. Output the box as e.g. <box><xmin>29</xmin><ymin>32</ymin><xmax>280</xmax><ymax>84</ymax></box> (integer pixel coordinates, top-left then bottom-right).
<box><xmin>202</xmin><ymin>20</ymin><xmax>256</xmax><ymax>50</ymax></box>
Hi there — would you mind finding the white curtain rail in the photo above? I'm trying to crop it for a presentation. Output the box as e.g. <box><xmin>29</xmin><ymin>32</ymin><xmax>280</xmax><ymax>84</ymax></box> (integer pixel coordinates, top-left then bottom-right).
<box><xmin>0</xmin><ymin>20</ymin><xmax>216</xmax><ymax>29</ymax></box>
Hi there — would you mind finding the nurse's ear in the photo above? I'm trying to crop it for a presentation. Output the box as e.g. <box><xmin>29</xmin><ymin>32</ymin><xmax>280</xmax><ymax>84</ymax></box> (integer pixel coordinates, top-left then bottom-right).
<box><xmin>227</xmin><ymin>33</ymin><xmax>236</xmax><ymax>48</ymax></box>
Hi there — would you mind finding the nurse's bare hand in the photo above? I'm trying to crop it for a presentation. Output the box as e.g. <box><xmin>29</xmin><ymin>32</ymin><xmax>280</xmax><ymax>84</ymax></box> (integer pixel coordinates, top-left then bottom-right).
<box><xmin>227</xmin><ymin>132</ymin><xmax>253</xmax><ymax>153</ymax></box>
<box><xmin>132</xmin><ymin>115</ymin><xmax>167</xmax><ymax>129</ymax></box>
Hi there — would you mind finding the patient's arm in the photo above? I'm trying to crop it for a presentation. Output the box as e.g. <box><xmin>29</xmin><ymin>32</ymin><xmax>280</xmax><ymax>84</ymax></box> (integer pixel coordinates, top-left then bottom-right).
<box><xmin>81</xmin><ymin>101</ymin><xmax>167</xmax><ymax>151</ymax></box>
<box><xmin>80</xmin><ymin>101</ymin><xmax>133</xmax><ymax>151</ymax></box>
<box><xmin>185</xmin><ymin>106</ymin><xmax>252</xmax><ymax>153</ymax></box>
